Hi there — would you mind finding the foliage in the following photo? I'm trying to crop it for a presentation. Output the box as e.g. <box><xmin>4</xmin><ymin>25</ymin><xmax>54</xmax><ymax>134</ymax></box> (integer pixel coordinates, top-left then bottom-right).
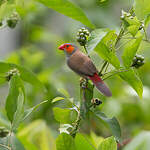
<box><xmin>0</xmin><ymin>0</ymin><xmax>150</xmax><ymax>150</ymax></box>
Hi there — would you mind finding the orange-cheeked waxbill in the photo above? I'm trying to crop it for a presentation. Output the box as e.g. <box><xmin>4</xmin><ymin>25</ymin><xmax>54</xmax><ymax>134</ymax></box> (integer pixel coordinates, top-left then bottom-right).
<box><xmin>58</xmin><ymin>43</ymin><xmax>112</xmax><ymax>97</ymax></box>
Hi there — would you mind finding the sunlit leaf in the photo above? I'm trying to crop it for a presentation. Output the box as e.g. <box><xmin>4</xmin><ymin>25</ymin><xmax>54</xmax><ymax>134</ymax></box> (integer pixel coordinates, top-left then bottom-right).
<box><xmin>52</xmin><ymin>97</ymin><xmax>64</xmax><ymax>103</ymax></box>
<box><xmin>134</xmin><ymin>0</ymin><xmax>150</xmax><ymax>20</ymax></box>
<box><xmin>98</xmin><ymin>136</ymin><xmax>117</xmax><ymax>150</ymax></box>
<box><xmin>56</xmin><ymin>133</ymin><xmax>76</xmax><ymax>150</ymax></box>
<box><xmin>119</xmin><ymin>68</ymin><xmax>143</xmax><ymax>98</ymax></box>
<box><xmin>17</xmin><ymin>120</ymin><xmax>55</xmax><ymax>150</ymax></box>
<box><xmin>0</xmin><ymin>2</ymin><xmax>15</xmax><ymax>21</ymax></box>
<box><xmin>36</xmin><ymin>0</ymin><xmax>95</xmax><ymax>29</ymax></box>
<box><xmin>122</xmin><ymin>33</ymin><xmax>142</xmax><ymax>68</ymax></box>
<box><xmin>58</xmin><ymin>88</ymin><xmax>70</xmax><ymax>98</ymax></box>
<box><xmin>75</xmin><ymin>133</ymin><xmax>96</xmax><ymax>150</ymax></box>
<box><xmin>145</xmin><ymin>14</ymin><xmax>150</xmax><ymax>27</ymax></box>
<box><xmin>53</xmin><ymin>107</ymin><xmax>78</xmax><ymax>124</ymax></box>
<box><xmin>87</xmin><ymin>29</ymin><xmax>120</xmax><ymax>68</ymax></box>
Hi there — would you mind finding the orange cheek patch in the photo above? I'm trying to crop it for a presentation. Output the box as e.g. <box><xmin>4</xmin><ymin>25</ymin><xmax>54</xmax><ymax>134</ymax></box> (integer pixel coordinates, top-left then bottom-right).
<box><xmin>66</xmin><ymin>46</ymin><xmax>74</xmax><ymax>53</ymax></box>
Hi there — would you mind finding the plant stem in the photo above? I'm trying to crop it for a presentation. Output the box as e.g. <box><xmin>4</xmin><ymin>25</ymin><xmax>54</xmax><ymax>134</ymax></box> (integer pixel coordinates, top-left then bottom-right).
<box><xmin>70</xmin><ymin>110</ymin><xmax>81</xmax><ymax>138</ymax></box>
<box><xmin>98</xmin><ymin>61</ymin><xmax>108</xmax><ymax>76</ymax></box>
<box><xmin>83</xmin><ymin>45</ymin><xmax>91</xmax><ymax>58</ymax></box>
<box><xmin>102</xmin><ymin>69</ymin><xmax>129</xmax><ymax>80</ymax></box>
<box><xmin>115</xmin><ymin>24</ymin><xmax>125</xmax><ymax>47</ymax></box>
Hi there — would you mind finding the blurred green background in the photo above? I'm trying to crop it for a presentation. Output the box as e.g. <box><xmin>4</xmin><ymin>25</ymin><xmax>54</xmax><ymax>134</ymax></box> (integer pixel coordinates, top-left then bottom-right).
<box><xmin>0</xmin><ymin>0</ymin><xmax>150</xmax><ymax>149</ymax></box>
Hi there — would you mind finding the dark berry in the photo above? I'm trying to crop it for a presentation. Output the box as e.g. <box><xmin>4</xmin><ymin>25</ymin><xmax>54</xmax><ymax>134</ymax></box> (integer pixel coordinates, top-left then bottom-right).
<box><xmin>0</xmin><ymin>127</ymin><xmax>9</xmax><ymax>138</ymax></box>
<box><xmin>132</xmin><ymin>54</ymin><xmax>145</xmax><ymax>68</ymax></box>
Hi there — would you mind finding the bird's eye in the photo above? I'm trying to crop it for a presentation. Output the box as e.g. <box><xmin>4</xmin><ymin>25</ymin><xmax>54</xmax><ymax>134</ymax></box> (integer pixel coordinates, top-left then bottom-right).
<box><xmin>66</xmin><ymin>45</ymin><xmax>69</xmax><ymax>48</ymax></box>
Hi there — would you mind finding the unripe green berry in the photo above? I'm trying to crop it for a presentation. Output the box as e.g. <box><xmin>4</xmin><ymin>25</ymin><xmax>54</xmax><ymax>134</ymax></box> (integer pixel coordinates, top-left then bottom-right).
<box><xmin>7</xmin><ymin>19</ymin><xmax>18</xmax><ymax>28</ymax></box>
<box><xmin>132</xmin><ymin>54</ymin><xmax>145</xmax><ymax>68</ymax></box>
<box><xmin>79</xmin><ymin>32</ymin><xmax>85</xmax><ymax>37</ymax></box>
<box><xmin>81</xmin><ymin>27</ymin><xmax>86</xmax><ymax>31</ymax></box>
<box><xmin>78</xmin><ymin>29</ymin><xmax>82</xmax><ymax>33</ymax></box>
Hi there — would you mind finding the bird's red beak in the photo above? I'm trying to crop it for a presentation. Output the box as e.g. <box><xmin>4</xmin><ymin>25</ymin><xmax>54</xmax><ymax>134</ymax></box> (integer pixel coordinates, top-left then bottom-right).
<box><xmin>58</xmin><ymin>44</ymin><xmax>65</xmax><ymax>50</ymax></box>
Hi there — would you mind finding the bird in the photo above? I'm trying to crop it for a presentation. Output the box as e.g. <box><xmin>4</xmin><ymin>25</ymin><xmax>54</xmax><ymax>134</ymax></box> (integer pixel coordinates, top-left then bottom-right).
<box><xmin>58</xmin><ymin>43</ymin><xmax>112</xmax><ymax>97</ymax></box>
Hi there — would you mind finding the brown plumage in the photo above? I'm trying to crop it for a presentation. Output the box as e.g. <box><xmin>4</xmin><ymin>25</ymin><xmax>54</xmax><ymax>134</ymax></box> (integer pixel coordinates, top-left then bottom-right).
<box><xmin>58</xmin><ymin>43</ymin><xmax>112</xmax><ymax>97</ymax></box>
<box><xmin>67</xmin><ymin>50</ymin><xmax>97</xmax><ymax>77</ymax></box>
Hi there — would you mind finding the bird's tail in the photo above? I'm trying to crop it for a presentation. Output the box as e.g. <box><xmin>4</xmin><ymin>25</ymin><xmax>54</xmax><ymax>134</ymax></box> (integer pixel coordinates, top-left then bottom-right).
<box><xmin>88</xmin><ymin>73</ymin><xmax>112</xmax><ymax>97</ymax></box>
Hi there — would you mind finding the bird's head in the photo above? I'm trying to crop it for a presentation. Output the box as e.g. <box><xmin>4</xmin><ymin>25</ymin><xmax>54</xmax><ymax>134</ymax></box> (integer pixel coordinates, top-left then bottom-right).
<box><xmin>58</xmin><ymin>43</ymin><xmax>77</xmax><ymax>55</ymax></box>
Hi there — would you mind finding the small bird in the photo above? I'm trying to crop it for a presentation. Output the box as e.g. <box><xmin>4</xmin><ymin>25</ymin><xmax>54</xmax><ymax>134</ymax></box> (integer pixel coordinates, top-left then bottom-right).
<box><xmin>58</xmin><ymin>43</ymin><xmax>112</xmax><ymax>97</ymax></box>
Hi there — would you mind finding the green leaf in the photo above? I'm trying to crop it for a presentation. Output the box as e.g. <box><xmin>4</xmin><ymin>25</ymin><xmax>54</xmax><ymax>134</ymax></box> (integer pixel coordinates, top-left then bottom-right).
<box><xmin>87</xmin><ymin>29</ymin><xmax>120</xmax><ymax>68</ymax></box>
<box><xmin>53</xmin><ymin>107</ymin><xmax>77</xmax><ymax>124</ymax></box>
<box><xmin>86</xmin><ymin>29</ymin><xmax>108</xmax><ymax>54</ymax></box>
<box><xmin>134</xmin><ymin>0</ymin><xmax>150</xmax><ymax>20</ymax></box>
<box><xmin>123</xmin><ymin>131</ymin><xmax>150</xmax><ymax>150</ymax></box>
<box><xmin>58</xmin><ymin>88</ymin><xmax>70</xmax><ymax>98</ymax></box>
<box><xmin>127</xmin><ymin>25</ymin><xmax>140</xmax><ymax>37</ymax></box>
<box><xmin>98</xmin><ymin>136</ymin><xmax>117</xmax><ymax>150</ymax></box>
<box><xmin>0</xmin><ymin>2</ymin><xmax>15</xmax><ymax>21</ymax></box>
<box><xmin>5</xmin><ymin>74</ymin><xmax>25</xmax><ymax>122</ymax></box>
<box><xmin>17</xmin><ymin>120</ymin><xmax>56</xmax><ymax>150</ymax></box>
<box><xmin>91</xmin><ymin>109</ymin><xmax>121</xmax><ymax>142</ymax></box>
<box><xmin>145</xmin><ymin>14</ymin><xmax>150</xmax><ymax>27</ymax></box>
<box><xmin>22</xmin><ymin>100</ymin><xmax>50</xmax><ymax>121</ymax></box>
<box><xmin>0</xmin><ymin>62</ymin><xmax>45</xmax><ymax>91</ymax></box>
<box><xmin>12</xmin><ymin>92</ymin><xmax>24</xmax><ymax>131</ymax></box>
<box><xmin>122</xmin><ymin>33</ymin><xmax>142</xmax><ymax>68</ymax></box>
<box><xmin>75</xmin><ymin>133</ymin><xmax>96</xmax><ymax>150</ymax></box>
<box><xmin>56</xmin><ymin>133</ymin><xmax>76</xmax><ymax>150</ymax></box>
<box><xmin>119</xmin><ymin>68</ymin><xmax>143</xmax><ymax>98</ymax></box>
<box><xmin>36</xmin><ymin>0</ymin><xmax>95</xmax><ymax>29</ymax></box>
<box><xmin>52</xmin><ymin>97</ymin><xmax>64</xmax><ymax>103</ymax></box>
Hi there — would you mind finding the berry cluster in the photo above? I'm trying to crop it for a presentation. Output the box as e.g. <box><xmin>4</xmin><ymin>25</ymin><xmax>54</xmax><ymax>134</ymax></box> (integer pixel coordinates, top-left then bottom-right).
<box><xmin>91</xmin><ymin>98</ymin><xmax>102</xmax><ymax>108</ymax></box>
<box><xmin>0</xmin><ymin>12</ymin><xmax>19</xmax><ymax>29</ymax></box>
<box><xmin>0</xmin><ymin>127</ymin><xmax>9</xmax><ymax>138</ymax></box>
<box><xmin>76</xmin><ymin>27</ymin><xmax>90</xmax><ymax>46</ymax></box>
<box><xmin>7</xmin><ymin>12</ymin><xmax>19</xmax><ymax>28</ymax></box>
<box><xmin>132</xmin><ymin>54</ymin><xmax>145</xmax><ymax>68</ymax></box>
<box><xmin>6</xmin><ymin>68</ymin><xmax>20</xmax><ymax>81</ymax></box>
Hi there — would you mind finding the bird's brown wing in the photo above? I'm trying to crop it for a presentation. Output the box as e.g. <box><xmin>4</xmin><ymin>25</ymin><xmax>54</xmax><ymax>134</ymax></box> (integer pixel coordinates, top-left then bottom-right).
<box><xmin>67</xmin><ymin>50</ymin><xmax>97</xmax><ymax>76</ymax></box>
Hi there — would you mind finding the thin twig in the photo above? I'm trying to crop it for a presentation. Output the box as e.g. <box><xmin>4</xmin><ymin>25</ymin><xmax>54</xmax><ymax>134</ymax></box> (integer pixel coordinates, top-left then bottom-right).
<box><xmin>84</xmin><ymin>45</ymin><xmax>91</xmax><ymax>58</ymax></box>
<box><xmin>102</xmin><ymin>69</ymin><xmax>129</xmax><ymax>80</ymax></box>
<box><xmin>98</xmin><ymin>61</ymin><xmax>108</xmax><ymax>76</ymax></box>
